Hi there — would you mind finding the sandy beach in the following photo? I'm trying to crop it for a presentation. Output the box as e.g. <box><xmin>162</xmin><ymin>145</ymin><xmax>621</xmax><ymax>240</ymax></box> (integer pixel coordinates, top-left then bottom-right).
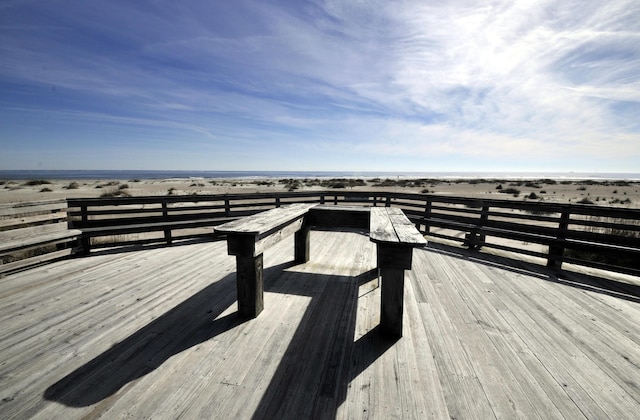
<box><xmin>1</xmin><ymin>177</ymin><xmax>639</xmax><ymax>208</ymax></box>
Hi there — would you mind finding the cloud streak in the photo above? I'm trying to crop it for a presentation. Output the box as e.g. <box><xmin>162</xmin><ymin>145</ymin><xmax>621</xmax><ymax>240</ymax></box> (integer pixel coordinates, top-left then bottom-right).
<box><xmin>0</xmin><ymin>0</ymin><xmax>638</xmax><ymax>171</ymax></box>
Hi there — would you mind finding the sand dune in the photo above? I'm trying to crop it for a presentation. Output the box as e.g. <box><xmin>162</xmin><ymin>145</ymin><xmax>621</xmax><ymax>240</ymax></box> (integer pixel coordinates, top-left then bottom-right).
<box><xmin>1</xmin><ymin>177</ymin><xmax>638</xmax><ymax>208</ymax></box>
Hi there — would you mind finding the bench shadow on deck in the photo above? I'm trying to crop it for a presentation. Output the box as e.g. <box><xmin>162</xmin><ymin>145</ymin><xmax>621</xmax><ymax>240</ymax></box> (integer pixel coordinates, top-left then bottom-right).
<box><xmin>42</xmin><ymin>268</ymin><xmax>243</xmax><ymax>407</ymax></box>
<box><xmin>3</xmin><ymin>229</ymin><xmax>638</xmax><ymax>418</ymax></box>
<box><xmin>42</xmin><ymin>230</ymin><xmax>395</xmax><ymax>418</ymax></box>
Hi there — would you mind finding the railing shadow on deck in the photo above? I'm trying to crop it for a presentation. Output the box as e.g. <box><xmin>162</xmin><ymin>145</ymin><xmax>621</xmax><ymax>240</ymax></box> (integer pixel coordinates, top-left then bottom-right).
<box><xmin>43</xmin><ymin>256</ymin><xmax>392</xmax><ymax>418</ymax></box>
<box><xmin>423</xmin><ymin>242</ymin><xmax>640</xmax><ymax>304</ymax></box>
<box><xmin>84</xmin><ymin>236</ymin><xmax>225</xmax><ymax>257</ymax></box>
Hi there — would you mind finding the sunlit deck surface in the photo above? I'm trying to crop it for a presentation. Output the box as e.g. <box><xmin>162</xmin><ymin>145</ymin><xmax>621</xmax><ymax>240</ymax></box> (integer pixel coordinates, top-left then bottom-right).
<box><xmin>2</xmin><ymin>229</ymin><xmax>640</xmax><ymax>419</ymax></box>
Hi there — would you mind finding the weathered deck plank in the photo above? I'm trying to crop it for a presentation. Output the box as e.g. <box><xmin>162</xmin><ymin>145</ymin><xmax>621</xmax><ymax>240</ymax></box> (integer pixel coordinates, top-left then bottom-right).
<box><xmin>1</xmin><ymin>231</ymin><xmax>639</xmax><ymax>419</ymax></box>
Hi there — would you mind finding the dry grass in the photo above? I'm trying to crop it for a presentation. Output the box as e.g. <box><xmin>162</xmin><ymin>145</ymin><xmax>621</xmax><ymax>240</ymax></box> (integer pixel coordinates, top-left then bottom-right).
<box><xmin>565</xmin><ymin>216</ymin><xmax>640</xmax><ymax>270</ymax></box>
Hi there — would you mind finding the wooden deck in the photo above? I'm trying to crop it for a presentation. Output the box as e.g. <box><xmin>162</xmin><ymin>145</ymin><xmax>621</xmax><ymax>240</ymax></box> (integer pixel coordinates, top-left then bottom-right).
<box><xmin>1</xmin><ymin>229</ymin><xmax>639</xmax><ymax>419</ymax></box>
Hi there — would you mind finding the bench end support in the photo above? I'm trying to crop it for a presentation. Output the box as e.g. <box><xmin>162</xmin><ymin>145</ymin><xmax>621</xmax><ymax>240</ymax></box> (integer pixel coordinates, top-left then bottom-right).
<box><xmin>294</xmin><ymin>226</ymin><xmax>310</xmax><ymax>264</ymax></box>
<box><xmin>236</xmin><ymin>254</ymin><xmax>264</xmax><ymax>318</ymax></box>
<box><xmin>379</xmin><ymin>267</ymin><xmax>405</xmax><ymax>338</ymax></box>
<box><xmin>80</xmin><ymin>235</ymin><xmax>91</xmax><ymax>256</ymax></box>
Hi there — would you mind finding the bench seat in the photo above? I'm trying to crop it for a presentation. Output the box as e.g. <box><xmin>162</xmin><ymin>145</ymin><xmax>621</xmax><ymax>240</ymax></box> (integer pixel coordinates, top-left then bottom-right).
<box><xmin>370</xmin><ymin>207</ymin><xmax>426</xmax><ymax>246</ymax></box>
<box><xmin>215</xmin><ymin>203</ymin><xmax>316</xmax><ymax>238</ymax></box>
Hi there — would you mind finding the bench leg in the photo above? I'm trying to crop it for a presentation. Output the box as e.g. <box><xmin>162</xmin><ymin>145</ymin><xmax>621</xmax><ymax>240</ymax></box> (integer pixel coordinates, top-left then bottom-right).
<box><xmin>380</xmin><ymin>267</ymin><xmax>405</xmax><ymax>338</ymax></box>
<box><xmin>294</xmin><ymin>226</ymin><xmax>310</xmax><ymax>264</ymax></box>
<box><xmin>376</xmin><ymin>244</ymin><xmax>413</xmax><ymax>338</ymax></box>
<box><xmin>80</xmin><ymin>235</ymin><xmax>91</xmax><ymax>256</ymax></box>
<box><xmin>236</xmin><ymin>254</ymin><xmax>264</xmax><ymax>318</ymax></box>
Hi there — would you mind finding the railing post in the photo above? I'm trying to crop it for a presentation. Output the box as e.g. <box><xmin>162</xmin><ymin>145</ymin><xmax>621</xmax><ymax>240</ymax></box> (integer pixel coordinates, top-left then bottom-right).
<box><xmin>548</xmin><ymin>209</ymin><xmax>569</xmax><ymax>269</ymax></box>
<box><xmin>162</xmin><ymin>200</ymin><xmax>172</xmax><ymax>244</ymax></box>
<box><xmin>385</xmin><ymin>196</ymin><xmax>391</xmax><ymax>207</ymax></box>
<box><xmin>81</xmin><ymin>204</ymin><xmax>88</xmax><ymax>224</ymax></box>
<box><xmin>77</xmin><ymin>204</ymin><xmax>89</xmax><ymax>253</ymax></box>
<box><xmin>463</xmin><ymin>202</ymin><xmax>486</xmax><ymax>250</ymax></box>
<box><xmin>320</xmin><ymin>194</ymin><xmax>325</xmax><ymax>205</ymax></box>
<box><xmin>225</xmin><ymin>198</ymin><xmax>231</xmax><ymax>217</ymax></box>
<box><xmin>275</xmin><ymin>197</ymin><xmax>281</xmax><ymax>208</ymax></box>
<box><xmin>423</xmin><ymin>198</ymin><xmax>431</xmax><ymax>233</ymax></box>
<box><xmin>476</xmin><ymin>205</ymin><xmax>489</xmax><ymax>250</ymax></box>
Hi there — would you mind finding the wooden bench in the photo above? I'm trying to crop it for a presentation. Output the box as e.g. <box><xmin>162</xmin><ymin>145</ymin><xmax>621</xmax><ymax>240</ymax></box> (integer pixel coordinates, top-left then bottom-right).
<box><xmin>214</xmin><ymin>203</ymin><xmax>317</xmax><ymax>317</ymax></box>
<box><xmin>369</xmin><ymin>207</ymin><xmax>427</xmax><ymax>336</ymax></box>
<box><xmin>215</xmin><ymin>204</ymin><xmax>426</xmax><ymax>337</ymax></box>
<box><xmin>0</xmin><ymin>200</ymin><xmax>81</xmax><ymax>275</ymax></box>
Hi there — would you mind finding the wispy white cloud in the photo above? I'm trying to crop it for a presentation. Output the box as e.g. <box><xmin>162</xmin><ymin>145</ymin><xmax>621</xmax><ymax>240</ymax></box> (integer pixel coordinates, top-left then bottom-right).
<box><xmin>0</xmin><ymin>0</ymin><xmax>638</xmax><ymax>171</ymax></box>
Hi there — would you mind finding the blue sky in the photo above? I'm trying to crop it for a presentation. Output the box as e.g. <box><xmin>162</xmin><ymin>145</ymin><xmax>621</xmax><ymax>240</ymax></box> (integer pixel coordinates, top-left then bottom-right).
<box><xmin>1</xmin><ymin>0</ymin><xmax>639</xmax><ymax>172</ymax></box>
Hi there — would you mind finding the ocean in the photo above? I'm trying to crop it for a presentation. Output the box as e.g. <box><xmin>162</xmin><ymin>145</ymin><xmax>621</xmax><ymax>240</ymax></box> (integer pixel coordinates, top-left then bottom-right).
<box><xmin>0</xmin><ymin>170</ymin><xmax>639</xmax><ymax>181</ymax></box>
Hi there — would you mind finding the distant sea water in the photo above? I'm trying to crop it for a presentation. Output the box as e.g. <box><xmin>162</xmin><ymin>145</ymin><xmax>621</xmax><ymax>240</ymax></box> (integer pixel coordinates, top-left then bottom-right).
<box><xmin>1</xmin><ymin>170</ymin><xmax>639</xmax><ymax>181</ymax></box>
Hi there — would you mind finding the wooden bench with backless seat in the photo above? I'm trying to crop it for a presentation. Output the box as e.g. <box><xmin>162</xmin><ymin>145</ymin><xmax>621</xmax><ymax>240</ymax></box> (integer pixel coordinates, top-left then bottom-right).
<box><xmin>215</xmin><ymin>203</ymin><xmax>426</xmax><ymax>337</ymax></box>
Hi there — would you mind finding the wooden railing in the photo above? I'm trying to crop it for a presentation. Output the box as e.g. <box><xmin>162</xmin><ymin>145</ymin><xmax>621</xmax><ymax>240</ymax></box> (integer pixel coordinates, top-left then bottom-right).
<box><xmin>1</xmin><ymin>199</ymin><xmax>81</xmax><ymax>274</ymax></box>
<box><xmin>67</xmin><ymin>191</ymin><xmax>640</xmax><ymax>276</ymax></box>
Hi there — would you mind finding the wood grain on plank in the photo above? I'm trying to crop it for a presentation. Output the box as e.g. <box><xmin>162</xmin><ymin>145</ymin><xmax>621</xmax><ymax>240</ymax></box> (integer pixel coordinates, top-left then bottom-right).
<box><xmin>2</xmin><ymin>232</ymin><xmax>639</xmax><ymax>419</ymax></box>
<box><xmin>215</xmin><ymin>203</ymin><xmax>316</xmax><ymax>236</ymax></box>
<box><xmin>370</xmin><ymin>207</ymin><xmax>426</xmax><ymax>246</ymax></box>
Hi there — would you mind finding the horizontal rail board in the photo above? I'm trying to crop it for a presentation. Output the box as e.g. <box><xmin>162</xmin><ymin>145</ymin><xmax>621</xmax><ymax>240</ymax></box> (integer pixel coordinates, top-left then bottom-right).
<box><xmin>71</xmin><ymin>212</ymin><xmax>231</xmax><ymax>228</ymax></box>
<box><xmin>424</xmin><ymin>231</ymin><xmax>467</xmax><ymax>243</ymax></box>
<box><xmin>562</xmin><ymin>255</ymin><xmax>640</xmax><ymax>277</ymax></box>
<box><xmin>568</xmin><ymin>217</ymin><xmax>640</xmax><ymax>233</ymax></box>
<box><xmin>81</xmin><ymin>219</ymin><xmax>232</xmax><ymax>236</ymax></box>
<box><xmin>561</xmin><ymin>238</ymin><xmax>640</xmax><ymax>256</ymax></box>
<box><xmin>88</xmin><ymin>231</ymin><xmax>225</xmax><ymax>250</ymax></box>
<box><xmin>68</xmin><ymin>207</ymin><xmax>164</xmax><ymax>217</ymax></box>
<box><xmin>0</xmin><ymin>247</ymin><xmax>76</xmax><ymax>274</ymax></box>
<box><xmin>562</xmin><ymin>229</ymin><xmax>640</xmax><ymax>248</ymax></box>
<box><xmin>478</xmin><ymin>241</ymin><xmax>549</xmax><ymax>260</ymax></box>
<box><xmin>0</xmin><ymin>212</ymin><xmax>68</xmax><ymax>230</ymax></box>
<box><xmin>0</xmin><ymin>199</ymin><xmax>69</xmax><ymax>217</ymax></box>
